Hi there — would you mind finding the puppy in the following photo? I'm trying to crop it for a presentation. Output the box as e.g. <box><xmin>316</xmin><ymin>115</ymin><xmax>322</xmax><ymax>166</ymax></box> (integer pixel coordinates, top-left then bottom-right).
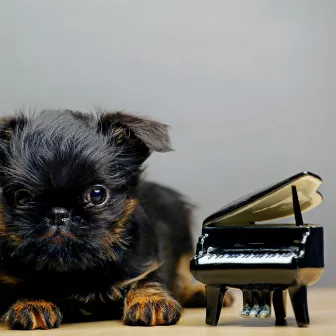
<box><xmin>0</xmin><ymin>109</ymin><xmax>232</xmax><ymax>330</ymax></box>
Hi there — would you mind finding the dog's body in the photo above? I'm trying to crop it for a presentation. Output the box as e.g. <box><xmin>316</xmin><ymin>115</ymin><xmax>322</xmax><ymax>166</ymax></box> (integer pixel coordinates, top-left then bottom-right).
<box><xmin>0</xmin><ymin>110</ymin><xmax>232</xmax><ymax>330</ymax></box>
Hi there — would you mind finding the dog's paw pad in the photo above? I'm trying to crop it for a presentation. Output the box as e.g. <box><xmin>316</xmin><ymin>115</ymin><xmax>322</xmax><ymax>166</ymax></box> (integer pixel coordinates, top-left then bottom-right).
<box><xmin>1</xmin><ymin>300</ymin><xmax>62</xmax><ymax>330</ymax></box>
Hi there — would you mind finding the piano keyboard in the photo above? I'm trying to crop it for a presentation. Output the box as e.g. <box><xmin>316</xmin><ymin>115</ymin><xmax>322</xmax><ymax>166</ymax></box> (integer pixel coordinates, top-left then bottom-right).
<box><xmin>197</xmin><ymin>252</ymin><xmax>296</xmax><ymax>265</ymax></box>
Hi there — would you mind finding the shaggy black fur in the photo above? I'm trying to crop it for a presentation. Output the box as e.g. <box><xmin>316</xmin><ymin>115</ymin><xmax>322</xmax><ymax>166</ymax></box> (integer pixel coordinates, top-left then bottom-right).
<box><xmin>0</xmin><ymin>109</ymin><xmax>202</xmax><ymax>329</ymax></box>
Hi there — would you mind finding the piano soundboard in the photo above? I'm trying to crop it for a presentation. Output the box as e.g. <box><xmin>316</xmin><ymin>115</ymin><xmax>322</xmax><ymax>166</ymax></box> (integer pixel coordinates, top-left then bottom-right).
<box><xmin>190</xmin><ymin>171</ymin><xmax>324</xmax><ymax>328</ymax></box>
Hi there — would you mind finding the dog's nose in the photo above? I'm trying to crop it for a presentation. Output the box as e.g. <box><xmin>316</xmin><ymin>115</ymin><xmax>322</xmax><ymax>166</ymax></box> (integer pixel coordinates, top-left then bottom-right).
<box><xmin>48</xmin><ymin>207</ymin><xmax>70</xmax><ymax>226</ymax></box>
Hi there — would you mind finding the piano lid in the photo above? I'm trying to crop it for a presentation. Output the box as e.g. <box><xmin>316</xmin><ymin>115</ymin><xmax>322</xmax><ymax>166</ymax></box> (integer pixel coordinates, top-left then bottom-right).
<box><xmin>203</xmin><ymin>171</ymin><xmax>322</xmax><ymax>226</ymax></box>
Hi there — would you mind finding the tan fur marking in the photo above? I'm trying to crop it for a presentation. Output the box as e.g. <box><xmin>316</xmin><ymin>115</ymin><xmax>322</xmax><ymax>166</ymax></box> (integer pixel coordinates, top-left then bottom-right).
<box><xmin>36</xmin><ymin>310</ymin><xmax>48</xmax><ymax>330</ymax></box>
<box><xmin>2</xmin><ymin>300</ymin><xmax>61</xmax><ymax>330</ymax></box>
<box><xmin>30</xmin><ymin>312</ymin><xmax>38</xmax><ymax>330</ymax></box>
<box><xmin>102</xmin><ymin>199</ymin><xmax>137</xmax><ymax>261</ymax></box>
<box><xmin>114</xmin><ymin>126</ymin><xmax>130</xmax><ymax>144</ymax></box>
<box><xmin>0</xmin><ymin>274</ymin><xmax>24</xmax><ymax>285</ymax></box>
<box><xmin>79</xmin><ymin>309</ymin><xmax>93</xmax><ymax>316</ymax></box>
<box><xmin>175</xmin><ymin>253</ymin><xmax>234</xmax><ymax>307</ymax></box>
<box><xmin>9</xmin><ymin>234</ymin><xmax>23</xmax><ymax>243</ymax></box>
<box><xmin>41</xmin><ymin>228</ymin><xmax>78</xmax><ymax>241</ymax></box>
<box><xmin>123</xmin><ymin>281</ymin><xmax>181</xmax><ymax>326</ymax></box>
<box><xmin>59</xmin><ymin>230</ymin><xmax>77</xmax><ymax>240</ymax></box>
<box><xmin>119</xmin><ymin>262</ymin><xmax>162</xmax><ymax>288</ymax></box>
<box><xmin>175</xmin><ymin>252</ymin><xmax>194</xmax><ymax>302</ymax></box>
<box><xmin>116</xmin><ymin>199</ymin><xmax>137</xmax><ymax>227</ymax></box>
<box><xmin>106</xmin><ymin>285</ymin><xmax>124</xmax><ymax>301</ymax></box>
<box><xmin>40</xmin><ymin>230</ymin><xmax>56</xmax><ymax>239</ymax></box>
<box><xmin>68</xmin><ymin>292</ymin><xmax>96</xmax><ymax>304</ymax></box>
<box><xmin>51</xmin><ymin>236</ymin><xmax>64</xmax><ymax>244</ymax></box>
<box><xmin>0</xmin><ymin>204</ymin><xmax>7</xmax><ymax>233</ymax></box>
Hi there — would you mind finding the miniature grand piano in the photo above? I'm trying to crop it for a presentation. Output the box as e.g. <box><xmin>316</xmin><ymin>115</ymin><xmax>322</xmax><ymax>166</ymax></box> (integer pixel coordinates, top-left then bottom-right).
<box><xmin>190</xmin><ymin>171</ymin><xmax>324</xmax><ymax>327</ymax></box>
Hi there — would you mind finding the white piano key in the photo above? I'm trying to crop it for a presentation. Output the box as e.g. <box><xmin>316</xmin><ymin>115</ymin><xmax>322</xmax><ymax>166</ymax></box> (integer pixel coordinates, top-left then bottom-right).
<box><xmin>198</xmin><ymin>252</ymin><xmax>296</xmax><ymax>265</ymax></box>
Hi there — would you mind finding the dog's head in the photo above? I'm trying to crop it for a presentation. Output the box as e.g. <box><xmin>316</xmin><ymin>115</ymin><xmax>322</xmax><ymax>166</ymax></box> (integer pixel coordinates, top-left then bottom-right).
<box><xmin>0</xmin><ymin>109</ymin><xmax>171</xmax><ymax>271</ymax></box>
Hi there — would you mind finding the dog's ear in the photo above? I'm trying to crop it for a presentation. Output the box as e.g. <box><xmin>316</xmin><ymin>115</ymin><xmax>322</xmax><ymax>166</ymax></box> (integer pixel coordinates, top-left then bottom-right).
<box><xmin>0</xmin><ymin>115</ymin><xmax>27</xmax><ymax>182</ymax></box>
<box><xmin>0</xmin><ymin>114</ymin><xmax>27</xmax><ymax>149</ymax></box>
<box><xmin>98</xmin><ymin>112</ymin><xmax>172</xmax><ymax>164</ymax></box>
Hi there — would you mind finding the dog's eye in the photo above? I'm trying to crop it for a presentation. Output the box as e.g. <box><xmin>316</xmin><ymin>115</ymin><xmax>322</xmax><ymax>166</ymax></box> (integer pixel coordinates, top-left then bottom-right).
<box><xmin>85</xmin><ymin>185</ymin><xmax>109</xmax><ymax>206</ymax></box>
<box><xmin>14</xmin><ymin>189</ymin><xmax>33</xmax><ymax>206</ymax></box>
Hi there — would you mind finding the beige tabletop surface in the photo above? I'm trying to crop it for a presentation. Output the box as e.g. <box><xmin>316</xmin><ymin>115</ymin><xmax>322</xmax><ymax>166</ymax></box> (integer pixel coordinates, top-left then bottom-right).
<box><xmin>0</xmin><ymin>288</ymin><xmax>335</xmax><ymax>336</ymax></box>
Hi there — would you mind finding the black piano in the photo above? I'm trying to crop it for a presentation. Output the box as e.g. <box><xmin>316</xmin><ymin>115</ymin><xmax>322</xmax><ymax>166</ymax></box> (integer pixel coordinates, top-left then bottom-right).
<box><xmin>190</xmin><ymin>171</ymin><xmax>324</xmax><ymax>327</ymax></box>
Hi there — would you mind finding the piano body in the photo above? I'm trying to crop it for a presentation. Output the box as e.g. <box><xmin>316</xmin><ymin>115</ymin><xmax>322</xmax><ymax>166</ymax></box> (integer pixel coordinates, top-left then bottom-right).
<box><xmin>190</xmin><ymin>171</ymin><xmax>324</xmax><ymax>327</ymax></box>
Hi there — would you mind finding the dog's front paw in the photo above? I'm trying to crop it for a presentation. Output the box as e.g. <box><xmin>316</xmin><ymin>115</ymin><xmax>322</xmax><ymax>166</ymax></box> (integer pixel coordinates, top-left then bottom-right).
<box><xmin>1</xmin><ymin>299</ymin><xmax>62</xmax><ymax>330</ymax></box>
<box><xmin>123</xmin><ymin>282</ymin><xmax>182</xmax><ymax>326</ymax></box>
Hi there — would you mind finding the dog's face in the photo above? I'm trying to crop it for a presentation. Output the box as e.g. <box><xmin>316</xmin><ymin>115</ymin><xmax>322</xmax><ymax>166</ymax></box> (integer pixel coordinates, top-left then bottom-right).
<box><xmin>0</xmin><ymin>110</ymin><xmax>171</xmax><ymax>271</ymax></box>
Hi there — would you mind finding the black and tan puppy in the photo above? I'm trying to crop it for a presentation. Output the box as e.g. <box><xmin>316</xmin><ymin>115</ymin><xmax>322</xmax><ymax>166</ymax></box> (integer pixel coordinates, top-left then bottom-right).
<box><xmin>0</xmin><ymin>110</ymin><xmax>232</xmax><ymax>330</ymax></box>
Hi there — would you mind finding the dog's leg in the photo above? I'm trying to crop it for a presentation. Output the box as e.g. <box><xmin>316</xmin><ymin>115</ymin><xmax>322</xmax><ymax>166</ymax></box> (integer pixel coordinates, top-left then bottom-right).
<box><xmin>123</xmin><ymin>281</ymin><xmax>182</xmax><ymax>326</ymax></box>
<box><xmin>1</xmin><ymin>299</ymin><xmax>62</xmax><ymax>330</ymax></box>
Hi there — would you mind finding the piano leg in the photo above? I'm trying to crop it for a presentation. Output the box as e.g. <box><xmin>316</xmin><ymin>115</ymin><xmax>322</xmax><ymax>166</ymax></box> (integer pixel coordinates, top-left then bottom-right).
<box><xmin>273</xmin><ymin>289</ymin><xmax>287</xmax><ymax>326</ymax></box>
<box><xmin>257</xmin><ymin>289</ymin><xmax>271</xmax><ymax>318</ymax></box>
<box><xmin>289</xmin><ymin>286</ymin><xmax>310</xmax><ymax>327</ymax></box>
<box><xmin>241</xmin><ymin>289</ymin><xmax>253</xmax><ymax>317</ymax></box>
<box><xmin>249</xmin><ymin>289</ymin><xmax>262</xmax><ymax>317</ymax></box>
<box><xmin>205</xmin><ymin>285</ymin><xmax>227</xmax><ymax>326</ymax></box>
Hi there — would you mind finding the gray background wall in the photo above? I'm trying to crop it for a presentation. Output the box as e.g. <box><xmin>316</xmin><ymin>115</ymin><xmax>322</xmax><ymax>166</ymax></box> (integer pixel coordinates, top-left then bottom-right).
<box><xmin>0</xmin><ymin>0</ymin><xmax>334</xmax><ymax>286</ymax></box>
